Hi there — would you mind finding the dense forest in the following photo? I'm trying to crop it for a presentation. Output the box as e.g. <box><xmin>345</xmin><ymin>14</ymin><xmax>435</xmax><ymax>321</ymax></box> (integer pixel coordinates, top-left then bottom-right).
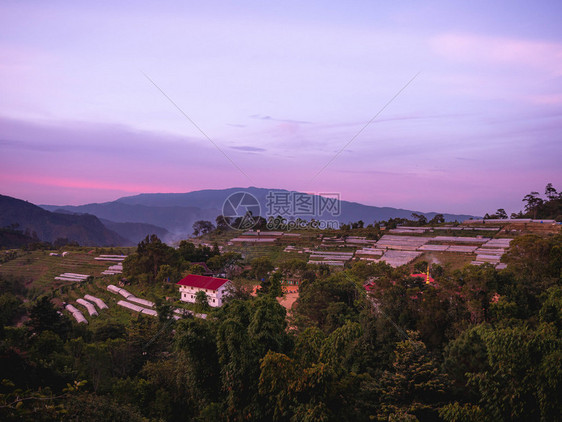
<box><xmin>1</xmin><ymin>229</ymin><xmax>561</xmax><ymax>421</ymax></box>
<box><xmin>1</xmin><ymin>187</ymin><xmax>561</xmax><ymax>421</ymax></box>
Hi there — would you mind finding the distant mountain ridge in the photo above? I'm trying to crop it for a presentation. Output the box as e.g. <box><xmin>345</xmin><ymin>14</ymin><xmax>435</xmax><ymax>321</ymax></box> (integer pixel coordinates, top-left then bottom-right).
<box><xmin>41</xmin><ymin>201</ymin><xmax>216</xmax><ymax>242</ymax></box>
<box><xmin>0</xmin><ymin>194</ymin><xmax>128</xmax><ymax>246</ymax></box>
<box><xmin>41</xmin><ymin>187</ymin><xmax>477</xmax><ymax>240</ymax></box>
<box><xmin>99</xmin><ymin>219</ymin><xmax>170</xmax><ymax>244</ymax></box>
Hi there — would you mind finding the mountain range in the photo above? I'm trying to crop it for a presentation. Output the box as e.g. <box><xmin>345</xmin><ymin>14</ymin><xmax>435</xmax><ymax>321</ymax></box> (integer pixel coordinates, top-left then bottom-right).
<box><xmin>0</xmin><ymin>194</ymin><xmax>128</xmax><ymax>246</ymax></box>
<box><xmin>37</xmin><ymin>187</ymin><xmax>477</xmax><ymax>243</ymax></box>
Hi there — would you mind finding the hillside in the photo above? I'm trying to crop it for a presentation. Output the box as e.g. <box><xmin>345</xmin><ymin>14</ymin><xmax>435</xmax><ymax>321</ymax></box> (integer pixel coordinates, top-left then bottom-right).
<box><xmin>0</xmin><ymin>227</ymin><xmax>39</xmax><ymax>248</ymax></box>
<box><xmin>0</xmin><ymin>194</ymin><xmax>129</xmax><ymax>246</ymax></box>
<box><xmin>100</xmin><ymin>219</ymin><xmax>171</xmax><ymax>244</ymax></box>
<box><xmin>41</xmin><ymin>187</ymin><xmax>476</xmax><ymax>239</ymax></box>
<box><xmin>41</xmin><ymin>201</ymin><xmax>216</xmax><ymax>239</ymax></box>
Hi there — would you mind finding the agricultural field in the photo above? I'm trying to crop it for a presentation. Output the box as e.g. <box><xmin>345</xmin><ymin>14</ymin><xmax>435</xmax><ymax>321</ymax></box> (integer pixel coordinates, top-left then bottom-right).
<box><xmin>0</xmin><ymin>247</ymin><xmax>134</xmax><ymax>297</ymax></box>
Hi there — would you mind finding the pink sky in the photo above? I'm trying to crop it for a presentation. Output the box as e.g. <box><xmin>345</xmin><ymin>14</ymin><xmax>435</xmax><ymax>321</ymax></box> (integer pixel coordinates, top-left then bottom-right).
<box><xmin>1</xmin><ymin>1</ymin><xmax>561</xmax><ymax>215</ymax></box>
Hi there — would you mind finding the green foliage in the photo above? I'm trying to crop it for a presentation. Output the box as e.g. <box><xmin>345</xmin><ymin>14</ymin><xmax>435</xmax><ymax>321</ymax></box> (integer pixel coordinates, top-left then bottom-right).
<box><xmin>259</xmin><ymin>271</ymin><xmax>283</xmax><ymax>297</ymax></box>
<box><xmin>178</xmin><ymin>240</ymin><xmax>218</xmax><ymax>263</ymax></box>
<box><xmin>411</xmin><ymin>213</ymin><xmax>428</xmax><ymax>226</ymax></box>
<box><xmin>93</xmin><ymin>321</ymin><xmax>127</xmax><ymax>341</ymax></box>
<box><xmin>519</xmin><ymin>183</ymin><xmax>562</xmax><ymax>219</ymax></box>
<box><xmin>295</xmin><ymin>273</ymin><xmax>363</xmax><ymax>333</ymax></box>
<box><xmin>278</xmin><ymin>258</ymin><xmax>308</xmax><ymax>279</ymax></box>
<box><xmin>28</xmin><ymin>296</ymin><xmax>71</xmax><ymax>339</ymax></box>
<box><xmin>0</xmin><ymin>293</ymin><xmax>22</xmax><ymax>336</ymax></box>
<box><xmin>248</xmin><ymin>296</ymin><xmax>288</xmax><ymax>356</ymax></box>
<box><xmin>1</xmin><ymin>220</ymin><xmax>561</xmax><ymax>421</ymax></box>
<box><xmin>503</xmin><ymin>234</ymin><xmax>562</xmax><ymax>283</ymax></box>
<box><xmin>63</xmin><ymin>391</ymin><xmax>146</xmax><ymax>421</ymax></box>
<box><xmin>378</xmin><ymin>332</ymin><xmax>451</xmax><ymax>420</ymax></box>
<box><xmin>195</xmin><ymin>290</ymin><xmax>210</xmax><ymax>311</ymax></box>
<box><xmin>293</xmin><ymin>327</ymin><xmax>325</xmax><ymax>368</ymax></box>
<box><xmin>443</xmin><ymin>326</ymin><xmax>489</xmax><ymax>389</ymax></box>
<box><xmin>250</xmin><ymin>256</ymin><xmax>274</xmax><ymax>280</ymax></box>
<box><xmin>192</xmin><ymin>220</ymin><xmax>215</xmax><ymax>236</ymax></box>
<box><xmin>175</xmin><ymin>318</ymin><xmax>221</xmax><ymax>406</ymax></box>
<box><xmin>439</xmin><ymin>402</ymin><xmax>487</xmax><ymax>422</ymax></box>
<box><xmin>539</xmin><ymin>286</ymin><xmax>562</xmax><ymax>331</ymax></box>
<box><xmin>123</xmin><ymin>234</ymin><xmax>179</xmax><ymax>280</ymax></box>
<box><xmin>464</xmin><ymin>324</ymin><xmax>562</xmax><ymax>420</ymax></box>
<box><xmin>156</xmin><ymin>264</ymin><xmax>180</xmax><ymax>283</ymax></box>
<box><xmin>206</xmin><ymin>251</ymin><xmax>242</xmax><ymax>276</ymax></box>
<box><xmin>429</xmin><ymin>213</ymin><xmax>445</xmax><ymax>225</ymax></box>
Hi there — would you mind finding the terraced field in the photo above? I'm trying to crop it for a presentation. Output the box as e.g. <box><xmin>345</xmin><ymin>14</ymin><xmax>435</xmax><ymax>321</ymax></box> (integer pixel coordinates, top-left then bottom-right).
<box><xmin>51</xmin><ymin>278</ymin><xmax>164</xmax><ymax>328</ymax></box>
<box><xmin>411</xmin><ymin>251</ymin><xmax>476</xmax><ymax>271</ymax></box>
<box><xmin>0</xmin><ymin>250</ymin><xmax>120</xmax><ymax>294</ymax></box>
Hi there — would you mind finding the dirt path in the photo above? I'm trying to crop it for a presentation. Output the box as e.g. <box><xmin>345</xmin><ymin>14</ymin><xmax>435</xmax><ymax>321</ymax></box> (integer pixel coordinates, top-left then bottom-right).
<box><xmin>277</xmin><ymin>292</ymin><xmax>298</xmax><ymax>310</ymax></box>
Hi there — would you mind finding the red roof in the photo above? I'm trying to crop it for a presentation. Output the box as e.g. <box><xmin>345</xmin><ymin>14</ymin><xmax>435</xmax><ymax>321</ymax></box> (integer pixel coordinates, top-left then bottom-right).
<box><xmin>177</xmin><ymin>274</ymin><xmax>230</xmax><ymax>290</ymax></box>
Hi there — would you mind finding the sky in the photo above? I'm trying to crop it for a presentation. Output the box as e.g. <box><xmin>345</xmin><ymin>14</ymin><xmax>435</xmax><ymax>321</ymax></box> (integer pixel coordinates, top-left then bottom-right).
<box><xmin>1</xmin><ymin>0</ymin><xmax>561</xmax><ymax>216</ymax></box>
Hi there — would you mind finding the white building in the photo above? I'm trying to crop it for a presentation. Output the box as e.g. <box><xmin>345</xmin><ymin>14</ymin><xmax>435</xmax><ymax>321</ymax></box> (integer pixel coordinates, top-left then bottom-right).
<box><xmin>177</xmin><ymin>274</ymin><xmax>231</xmax><ymax>307</ymax></box>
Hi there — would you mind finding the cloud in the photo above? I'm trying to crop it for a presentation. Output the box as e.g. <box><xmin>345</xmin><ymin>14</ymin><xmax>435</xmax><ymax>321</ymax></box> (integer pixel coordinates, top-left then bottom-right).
<box><xmin>0</xmin><ymin>115</ymin><xmax>219</xmax><ymax>159</ymax></box>
<box><xmin>431</xmin><ymin>33</ymin><xmax>562</xmax><ymax>76</ymax></box>
<box><xmin>528</xmin><ymin>93</ymin><xmax>562</xmax><ymax>105</ymax></box>
<box><xmin>230</xmin><ymin>145</ymin><xmax>266</xmax><ymax>152</ymax></box>
<box><xmin>250</xmin><ymin>114</ymin><xmax>312</xmax><ymax>124</ymax></box>
<box><xmin>0</xmin><ymin>115</ymin><xmax>254</xmax><ymax>204</ymax></box>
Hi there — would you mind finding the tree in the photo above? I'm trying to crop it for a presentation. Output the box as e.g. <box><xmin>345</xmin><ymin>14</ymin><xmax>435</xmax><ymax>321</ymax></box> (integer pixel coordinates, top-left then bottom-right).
<box><xmin>175</xmin><ymin>318</ymin><xmax>221</xmax><ymax>407</ymax></box>
<box><xmin>258</xmin><ymin>351</ymin><xmax>296</xmax><ymax>421</ymax></box>
<box><xmin>195</xmin><ymin>291</ymin><xmax>210</xmax><ymax>311</ymax></box>
<box><xmin>378</xmin><ymin>332</ymin><xmax>451</xmax><ymax>420</ymax></box>
<box><xmin>156</xmin><ymin>264</ymin><xmax>179</xmax><ymax>283</ymax></box>
<box><xmin>178</xmin><ymin>240</ymin><xmax>217</xmax><ymax>263</ymax></box>
<box><xmin>259</xmin><ymin>272</ymin><xmax>283</xmax><ymax>298</ymax></box>
<box><xmin>462</xmin><ymin>324</ymin><xmax>562</xmax><ymax>421</ymax></box>
<box><xmin>192</xmin><ymin>220</ymin><xmax>215</xmax><ymax>237</ymax></box>
<box><xmin>429</xmin><ymin>214</ymin><xmax>445</xmax><ymax>225</ymax></box>
<box><xmin>155</xmin><ymin>300</ymin><xmax>174</xmax><ymax>323</ymax></box>
<box><xmin>250</xmin><ymin>257</ymin><xmax>274</xmax><ymax>280</ymax></box>
<box><xmin>351</xmin><ymin>220</ymin><xmax>364</xmax><ymax>229</ymax></box>
<box><xmin>215</xmin><ymin>215</ymin><xmax>232</xmax><ymax>232</ymax></box>
<box><xmin>496</xmin><ymin>208</ymin><xmax>508</xmax><ymax>219</ymax></box>
<box><xmin>413</xmin><ymin>260</ymin><xmax>429</xmax><ymax>273</ymax></box>
<box><xmin>539</xmin><ymin>286</ymin><xmax>562</xmax><ymax>331</ymax></box>
<box><xmin>216</xmin><ymin>317</ymin><xmax>259</xmax><ymax>419</ymax></box>
<box><xmin>293</xmin><ymin>327</ymin><xmax>325</xmax><ymax>368</ymax></box>
<box><xmin>206</xmin><ymin>252</ymin><xmax>243</xmax><ymax>277</ymax></box>
<box><xmin>28</xmin><ymin>296</ymin><xmax>71</xmax><ymax>339</ymax></box>
<box><xmin>0</xmin><ymin>293</ymin><xmax>22</xmax><ymax>336</ymax></box>
<box><xmin>503</xmin><ymin>234</ymin><xmax>561</xmax><ymax>285</ymax></box>
<box><xmin>523</xmin><ymin>191</ymin><xmax>544</xmax><ymax>219</ymax></box>
<box><xmin>278</xmin><ymin>259</ymin><xmax>307</xmax><ymax>280</ymax></box>
<box><xmin>63</xmin><ymin>391</ymin><xmax>145</xmax><ymax>422</ymax></box>
<box><xmin>248</xmin><ymin>296</ymin><xmax>288</xmax><ymax>356</ymax></box>
<box><xmin>485</xmin><ymin>208</ymin><xmax>508</xmax><ymax>219</ymax></box>
<box><xmin>545</xmin><ymin>183</ymin><xmax>558</xmax><ymax>201</ymax></box>
<box><xmin>443</xmin><ymin>326</ymin><xmax>489</xmax><ymax>390</ymax></box>
<box><xmin>294</xmin><ymin>273</ymin><xmax>363</xmax><ymax>333</ymax></box>
<box><xmin>124</xmin><ymin>234</ymin><xmax>179</xmax><ymax>279</ymax></box>
<box><xmin>93</xmin><ymin>322</ymin><xmax>126</xmax><ymax>342</ymax></box>
<box><xmin>411</xmin><ymin>213</ymin><xmax>427</xmax><ymax>226</ymax></box>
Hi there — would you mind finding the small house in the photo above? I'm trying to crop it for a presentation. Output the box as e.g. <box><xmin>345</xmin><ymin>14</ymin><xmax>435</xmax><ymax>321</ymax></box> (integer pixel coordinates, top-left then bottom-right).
<box><xmin>177</xmin><ymin>274</ymin><xmax>231</xmax><ymax>307</ymax></box>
